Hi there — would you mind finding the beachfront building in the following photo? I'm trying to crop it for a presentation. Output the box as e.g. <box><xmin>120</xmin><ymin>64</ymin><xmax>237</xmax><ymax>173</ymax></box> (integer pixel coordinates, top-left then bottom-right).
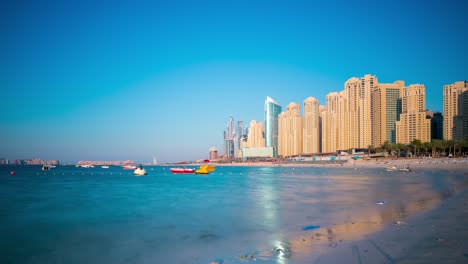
<box><xmin>209</xmin><ymin>147</ymin><xmax>218</xmax><ymax>160</ymax></box>
<box><xmin>245</xmin><ymin>120</ymin><xmax>265</xmax><ymax>148</ymax></box>
<box><xmin>0</xmin><ymin>158</ymin><xmax>8</xmax><ymax>165</ymax></box>
<box><xmin>344</xmin><ymin>74</ymin><xmax>378</xmax><ymax>149</ymax></box>
<box><xmin>396</xmin><ymin>84</ymin><xmax>431</xmax><ymax>144</ymax></box>
<box><xmin>371</xmin><ymin>81</ymin><xmax>404</xmax><ymax>146</ymax></box>
<box><xmin>443</xmin><ymin>81</ymin><xmax>468</xmax><ymax>140</ymax></box>
<box><xmin>426</xmin><ymin>111</ymin><xmax>444</xmax><ymax>140</ymax></box>
<box><xmin>241</xmin><ymin>147</ymin><xmax>275</xmax><ymax>160</ymax></box>
<box><xmin>241</xmin><ymin>120</ymin><xmax>273</xmax><ymax>159</ymax></box>
<box><xmin>278</xmin><ymin>102</ymin><xmax>303</xmax><ymax>157</ymax></box>
<box><xmin>322</xmin><ymin>91</ymin><xmax>348</xmax><ymax>152</ymax></box>
<box><xmin>344</xmin><ymin>77</ymin><xmax>361</xmax><ymax>149</ymax></box>
<box><xmin>223</xmin><ymin>116</ymin><xmax>235</xmax><ymax>158</ymax></box>
<box><xmin>303</xmin><ymin>97</ymin><xmax>320</xmax><ymax>154</ymax></box>
<box><xmin>264</xmin><ymin>96</ymin><xmax>282</xmax><ymax>156</ymax></box>
<box><xmin>322</xmin><ymin>92</ymin><xmax>338</xmax><ymax>152</ymax></box>
<box><xmin>319</xmin><ymin>105</ymin><xmax>326</xmax><ymax>153</ymax></box>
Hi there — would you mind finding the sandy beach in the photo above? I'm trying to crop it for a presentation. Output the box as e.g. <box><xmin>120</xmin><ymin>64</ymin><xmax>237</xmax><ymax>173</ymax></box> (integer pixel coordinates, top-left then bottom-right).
<box><xmin>211</xmin><ymin>157</ymin><xmax>468</xmax><ymax>170</ymax></box>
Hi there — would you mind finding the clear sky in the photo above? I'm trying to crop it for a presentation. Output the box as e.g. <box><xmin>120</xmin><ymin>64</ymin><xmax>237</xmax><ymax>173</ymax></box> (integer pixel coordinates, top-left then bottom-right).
<box><xmin>1</xmin><ymin>0</ymin><xmax>467</xmax><ymax>163</ymax></box>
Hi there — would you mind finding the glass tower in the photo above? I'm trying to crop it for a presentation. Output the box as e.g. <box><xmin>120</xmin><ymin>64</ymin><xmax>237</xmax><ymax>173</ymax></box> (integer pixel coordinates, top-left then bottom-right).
<box><xmin>264</xmin><ymin>96</ymin><xmax>282</xmax><ymax>156</ymax></box>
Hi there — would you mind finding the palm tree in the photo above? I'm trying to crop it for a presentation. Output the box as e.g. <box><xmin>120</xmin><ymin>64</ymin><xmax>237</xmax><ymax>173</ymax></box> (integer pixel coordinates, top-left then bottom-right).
<box><xmin>431</xmin><ymin>140</ymin><xmax>443</xmax><ymax>157</ymax></box>
<box><xmin>395</xmin><ymin>143</ymin><xmax>405</xmax><ymax>157</ymax></box>
<box><xmin>410</xmin><ymin>139</ymin><xmax>422</xmax><ymax>157</ymax></box>
<box><xmin>446</xmin><ymin>140</ymin><xmax>454</xmax><ymax>157</ymax></box>
<box><xmin>381</xmin><ymin>140</ymin><xmax>391</xmax><ymax>156</ymax></box>
<box><xmin>422</xmin><ymin>142</ymin><xmax>431</xmax><ymax>157</ymax></box>
<box><xmin>367</xmin><ymin>145</ymin><xmax>374</xmax><ymax>157</ymax></box>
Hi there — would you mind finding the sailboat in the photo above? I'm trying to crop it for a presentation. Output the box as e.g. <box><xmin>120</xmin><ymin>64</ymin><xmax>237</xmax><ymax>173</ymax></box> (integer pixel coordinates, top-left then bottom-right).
<box><xmin>153</xmin><ymin>155</ymin><xmax>158</xmax><ymax>165</ymax></box>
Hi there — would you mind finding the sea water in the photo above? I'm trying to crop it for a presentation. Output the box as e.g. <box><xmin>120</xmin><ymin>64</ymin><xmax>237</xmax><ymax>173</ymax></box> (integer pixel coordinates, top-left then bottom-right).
<box><xmin>0</xmin><ymin>165</ymin><xmax>466</xmax><ymax>264</ymax></box>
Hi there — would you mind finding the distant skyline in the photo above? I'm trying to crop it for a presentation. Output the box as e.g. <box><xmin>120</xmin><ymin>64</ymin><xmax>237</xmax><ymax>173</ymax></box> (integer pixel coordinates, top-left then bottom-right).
<box><xmin>1</xmin><ymin>0</ymin><xmax>467</xmax><ymax>163</ymax></box>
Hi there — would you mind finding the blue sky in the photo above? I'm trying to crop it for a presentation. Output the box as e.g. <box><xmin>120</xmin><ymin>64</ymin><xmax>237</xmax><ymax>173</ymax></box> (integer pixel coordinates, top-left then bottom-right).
<box><xmin>1</xmin><ymin>0</ymin><xmax>467</xmax><ymax>163</ymax></box>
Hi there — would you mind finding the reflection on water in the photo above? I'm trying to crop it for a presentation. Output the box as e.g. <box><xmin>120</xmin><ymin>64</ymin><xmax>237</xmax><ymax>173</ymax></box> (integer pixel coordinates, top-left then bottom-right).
<box><xmin>0</xmin><ymin>165</ymin><xmax>466</xmax><ymax>264</ymax></box>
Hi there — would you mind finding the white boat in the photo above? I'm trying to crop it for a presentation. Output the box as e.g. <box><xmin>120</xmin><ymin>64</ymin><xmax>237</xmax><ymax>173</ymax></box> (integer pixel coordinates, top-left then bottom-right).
<box><xmin>134</xmin><ymin>164</ymin><xmax>147</xmax><ymax>176</ymax></box>
<box><xmin>122</xmin><ymin>164</ymin><xmax>137</xmax><ymax>170</ymax></box>
<box><xmin>42</xmin><ymin>164</ymin><xmax>51</xmax><ymax>171</ymax></box>
<box><xmin>101</xmin><ymin>165</ymin><xmax>110</xmax><ymax>169</ymax></box>
<box><xmin>385</xmin><ymin>166</ymin><xmax>398</xmax><ymax>171</ymax></box>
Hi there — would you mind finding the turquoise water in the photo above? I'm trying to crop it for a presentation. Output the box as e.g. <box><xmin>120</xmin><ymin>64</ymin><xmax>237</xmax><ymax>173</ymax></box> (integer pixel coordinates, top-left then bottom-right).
<box><xmin>0</xmin><ymin>165</ymin><xmax>466</xmax><ymax>263</ymax></box>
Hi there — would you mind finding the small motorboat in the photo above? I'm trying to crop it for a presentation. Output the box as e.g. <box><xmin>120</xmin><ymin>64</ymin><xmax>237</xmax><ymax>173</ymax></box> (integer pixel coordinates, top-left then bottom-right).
<box><xmin>170</xmin><ymin>168</ymin><xmax>195</xmax><ymax>174</ymax></box>
<box><xmin>200</xmin><ymin>164</ymin><xmax>215</xmax><ymax>172</ymax></box>
<box><xmin>42</xmin><ymin>164</ymin><xmax>50</xmax><ymax>171</ymax></box>
<box><xmin>134</xmin><ymin>164</ymin><xmax>147</xmax><ymax>176</ymax></box>
<box><xmin>399</xmin><ymin>167</ymin><xmax>412</xmax><ymax>172</ymax></box>
<box><xmin>385</xmin><ymin>166</ymin><xmax>398</xmax><ymax>171</ymax></box>
<box><xmin>195</xmin><ymin>166</ymin><xmax>209</xmax><ymax>175</ymax></box>
<box><xmin>122</xmin><ymin>164</ymin><xmax>137</xmax><ymax>170</ymax></box>
<box><xmin>101</xmin><ymin>165</ymin><xmax>110</xmax><ymax>169</ymax></box>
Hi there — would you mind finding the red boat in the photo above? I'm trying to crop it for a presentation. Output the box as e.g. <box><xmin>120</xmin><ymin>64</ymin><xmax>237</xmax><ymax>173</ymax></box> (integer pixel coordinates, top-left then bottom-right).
<box><xmin>122</xmin><ymin>165</ymin><xmax>137</xmax><ymax>170</ymax></box>
<box><xmin>170</xmin><ymin>168</ymin><xmax>195</xmax><ymax>174</ymax></box>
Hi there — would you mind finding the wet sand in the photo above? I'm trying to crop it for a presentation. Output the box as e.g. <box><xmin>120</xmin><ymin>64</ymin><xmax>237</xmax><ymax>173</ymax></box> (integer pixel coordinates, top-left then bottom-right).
<box><xmin>310</xmin><ymin>186</ymin><xmax>468</xmax><ymax>263</ymax></box>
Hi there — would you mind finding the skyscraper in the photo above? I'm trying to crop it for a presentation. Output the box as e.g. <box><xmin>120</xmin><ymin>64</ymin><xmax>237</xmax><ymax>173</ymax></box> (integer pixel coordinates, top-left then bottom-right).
<box><xmin>224</xmin><ymin>116</ymin><xmax>235</xmax><ymax>158</ymax></box>
<box><xmin>318</xmin><ymin>105</ymin><xmax>326</xmax><ymax>153</ymax></box>
<box><xmin>344</xmin><ymin>77</ymin><xmax>361</xmax><ymax>149</ymax></box>
<box><xmin>303</xmin><ymin>97</ymin><xmax>320</xmax><ymax>154</ymax></box>
<box><xmin>371</xmin><ymin>81</ymin><xmax>404</xmax><ymax>146</ymax></box>
<box><xmin>278</xmin><ymin>102</ymin><xmax>303</xmax><ymax>157</ymax></box>
<box><xmin>264</xmin><ymin>96</ymin><xmax>282</xmax><ymax>156</ymax></box>
<box><xmin>426</xmin><ymin>111</ymin><xmax>443</xmax><ymax>140</ymax></box>
<box><xmin>360</xmin><ymin>74</ymin><xmax>378</xmax><ymax>148</ymax></box>
<box><xmin>443</xmin><ymin>81</ymin><xmax>468</xmax><ymax>140</ymax></box>
<box><xmin>322</xmin><ymin>91</ymin><xmax>347</xmax><ymax>152</ymax></box>
<box><xmin>343</xmin><ymin>74</ymin><xmax>378</xmax><ymax>149</ymax></box>
<box><xmin>233</xmin><ymin>120</ymin><xmax>246</xmax><ymax>157</ymax></box>
<box><xmin>396</xmin><ymin>84</ymin><xmax>431</xmax><ymax>144</ymax></box>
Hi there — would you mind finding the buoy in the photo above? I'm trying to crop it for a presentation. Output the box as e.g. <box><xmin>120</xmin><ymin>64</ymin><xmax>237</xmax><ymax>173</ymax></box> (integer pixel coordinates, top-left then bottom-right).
<box><xmin>10</xmin><ymin>171</ymin><xmax>15</xmax><ymax>175</ymax></box>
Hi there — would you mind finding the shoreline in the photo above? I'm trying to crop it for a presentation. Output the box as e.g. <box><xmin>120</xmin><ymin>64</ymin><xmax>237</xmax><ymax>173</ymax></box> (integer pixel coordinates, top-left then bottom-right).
<box><xmin>208</xmin><ymin>157</ymin><xmax>468</xmax><ymax>170</ymax></box>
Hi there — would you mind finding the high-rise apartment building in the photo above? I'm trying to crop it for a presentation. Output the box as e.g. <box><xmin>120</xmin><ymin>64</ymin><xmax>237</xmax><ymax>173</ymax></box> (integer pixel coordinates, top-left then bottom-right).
<box><xmin>278</xmin><ymin>102</ymin><xmax>303</xmax><ymax>157</ymax></box>
<box><xmin>303</xmin><ymin>97</ymin><xmax>320</xmax><ymax>154</ymax></box>
<box><xmin>246</xmin><ymin>120</ymin><xmax>265</xmax><ymax>148</ymax></box>
<box><xmin>345</xmin><ymin>77</ymin><xmax>361</xmax><ymax>149</ymax></box>
<box><xmin>443</xmin><ymin>81</ymin><xmax>468</xmax><ymax>140</ymax></box>
<box><xmin>396</xmin><ymin>84</ymin><xmax>431</xmax><ymax>144</ymax></box>
<box><xmin>426</xmin><ymin>111</ymin><xmax>443</xmax><ymax>140</ymax></box>
<box><xmin>264</xmin><ymin>96</ymin><xmax>282</xmax><ymax>156</ymax></box>
<box><xmin>371</xmin><ymin>81</ymin><xmax>404</xmax><ymax>146</ymax></box>
<box><xmin>344</xmin><ymin>74</ymin><xmax>378</xmax><ymax>149</ymax></box>
<box><xmin>319</xmin><ymin>105</ymin><xmax>326</xmax><ymax>153</ymax></box>
<box><xmin>321</xmin><ymin>91</ymin><xmax>348</xmax><ymax>152</ymax></box>
<box><xmin>360</xmin><ymin>74</ymin><xmax>378</xmax><ymax>148</ymax></box>
<box><xmin>454</xmin><ymin>90</ymin><xmax>468</xmax><ymax>140</ymax></box>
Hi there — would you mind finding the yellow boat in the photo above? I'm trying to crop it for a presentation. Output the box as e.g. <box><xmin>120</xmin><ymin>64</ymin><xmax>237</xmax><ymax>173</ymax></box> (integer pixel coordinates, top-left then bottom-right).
<box><xmin>195</xmin><ymin>166</ymin><xmax>209</xmax><ymax>174</ymax></box>
<box><xmin>200</xmin><ymin>164</ymin><xmax>215</xmax><ymax>172</ymax></box>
